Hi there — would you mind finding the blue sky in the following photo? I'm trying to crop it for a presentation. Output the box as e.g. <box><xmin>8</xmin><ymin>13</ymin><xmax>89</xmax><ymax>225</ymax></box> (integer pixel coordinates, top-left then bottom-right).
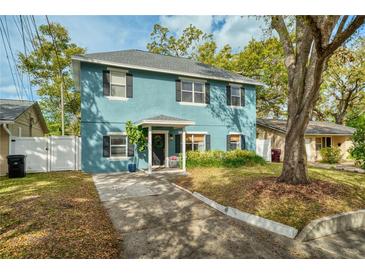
<box><xmin>0</xmin><ymin>15</ymin><xmax>266</xmax><ymax>100</ymax></box>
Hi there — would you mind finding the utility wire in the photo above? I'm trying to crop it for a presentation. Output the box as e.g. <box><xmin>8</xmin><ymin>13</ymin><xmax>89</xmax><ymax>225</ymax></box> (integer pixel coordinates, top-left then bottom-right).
<box><xmin>20</xmin><ymin>15</ymin><xmax>34</xmax><ymax>101</ymax></box>
<box><xmin>0</xmin><ymin>26</ymin><xmax>21</xmax><ymax>99</ymax></box>
<box><xmin>1</xmin><ymin>16</ymin><xmax>28</xmax><ymax>100</ymax></box>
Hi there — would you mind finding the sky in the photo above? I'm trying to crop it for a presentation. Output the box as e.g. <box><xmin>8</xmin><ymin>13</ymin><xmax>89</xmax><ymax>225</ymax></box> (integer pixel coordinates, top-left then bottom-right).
<box><xmin>0</xmin><ymin>15</ymin><xmax>266</xmax><ymax>100</ymax></box>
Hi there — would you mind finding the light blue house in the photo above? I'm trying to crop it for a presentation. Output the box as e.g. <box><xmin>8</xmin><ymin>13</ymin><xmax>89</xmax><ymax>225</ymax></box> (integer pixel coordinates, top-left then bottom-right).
<box><xmin>72</xmin><ymin>50</ymin><xmax>262</xmax><ymax>173</ymax></box>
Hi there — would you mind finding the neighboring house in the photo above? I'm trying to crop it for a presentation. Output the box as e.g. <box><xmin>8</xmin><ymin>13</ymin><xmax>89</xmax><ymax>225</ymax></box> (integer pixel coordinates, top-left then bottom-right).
<box><xmin>72</xmin><ymin>49</ymin><xmax>262</xmax><ymax>173</ymax></box>
<box><xmin>0</xmin><ymin>99</ymin><xmax>49</xmax><ymax>175</ymax></box>
<box><xmin>256</xmin><ymin>119</ymin><xmax>355</xmax><ymax>162</ymax></box>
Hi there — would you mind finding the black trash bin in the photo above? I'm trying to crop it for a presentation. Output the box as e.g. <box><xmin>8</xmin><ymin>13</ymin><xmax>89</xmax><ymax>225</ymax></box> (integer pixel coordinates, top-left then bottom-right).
<box><xmin>7</xmin><ymin>155</ymin><xmax>26</xmax><ymax>178</ymax></box>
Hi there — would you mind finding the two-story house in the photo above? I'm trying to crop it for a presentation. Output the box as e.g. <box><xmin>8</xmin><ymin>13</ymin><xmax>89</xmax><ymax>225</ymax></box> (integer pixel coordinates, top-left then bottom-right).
<box><xmin>72</xmin><ymin>50</ymin><xmax>262</xmax><ymax>173</ymax></box>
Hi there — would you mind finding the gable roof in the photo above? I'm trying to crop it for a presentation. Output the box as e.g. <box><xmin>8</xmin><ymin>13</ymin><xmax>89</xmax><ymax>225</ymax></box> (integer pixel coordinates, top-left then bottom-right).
<box><xmin>257</xmin><ymin>119</ymin><xmax>355</xmax><ymax>136</ymax></box>
<box><xmin>136</xmin><ymin>114</ymin><xmax>195</xmax><ymax>127</ymax></box>
<box><xmin>0</xmin><ymin>99</ymin><xmax>49</xmax><ymax>133</ymax></box>
<box><xmin>72</xmin><ymin>49</ymin><xmax>263</xmax><ymax>86</ymax></box>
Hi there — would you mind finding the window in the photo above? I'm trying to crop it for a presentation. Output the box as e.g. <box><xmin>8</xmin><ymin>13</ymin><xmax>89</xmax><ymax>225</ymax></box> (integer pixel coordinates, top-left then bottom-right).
<box><xmin>231</xmin><ymin>86</ymin><xmax>241</xmax><ymax>106</ymax></box>
<box><xmin>186</xmin><ymin>134</ymin><xmax>205</xmax><ymax>151</ymax></box>
<box><xmin>181</xmin><ymin>80</ymin><xmax>205</xmax><ymax>104</ymax></box>
<box><xmin>315</xmin><ymin>137</ymin><xmax>332</xmax><ymax>151</ymax></box>
<box><xmin>110</xmin><ymin>70</ymin><xmax>126</xmax><ymax>97</ymax></box>
<box><xmin>229</xmin><ymin>134</ymin><xmax>241</xmax><ymax>150</ymax></box>
<box><xmin>110</xmin><ymin>135</ymin><xmax>127</xmax><ymax>157</ymax></box>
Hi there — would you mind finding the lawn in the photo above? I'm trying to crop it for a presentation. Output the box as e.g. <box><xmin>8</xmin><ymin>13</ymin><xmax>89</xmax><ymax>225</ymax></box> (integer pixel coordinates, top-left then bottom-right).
<box><xmin>175</xmin><ymin>163</ymin><xmax>365</xmax><ymax>230</ymax></box>
<box><xmin>0</xmin><ymin>172</ymin><xmax>120</xmax><ymax>258</ymax></box>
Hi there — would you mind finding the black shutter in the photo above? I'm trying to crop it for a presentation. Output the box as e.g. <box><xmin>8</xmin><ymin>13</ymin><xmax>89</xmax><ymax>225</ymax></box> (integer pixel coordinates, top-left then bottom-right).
<box><xmin>176</xmin><ymin>79</ymin><xmax>182</xmax><ymax>102</ymax></box>
<box><xmin>102</xmin><ymin>136</ymin><xmax>110</xmax><ymax>157</ymax></box>
<box><xmin>103</xmin><ymin>70</ymin><xmax>110</xmax><ymax>96</ymax></box>
<box><xmin>241</xmin><ymin>88</ymin><xmax>245</xmax><ymax>107</ymax></box>
<box><xmin>226</xmin><ymin>135</ymin><xmax>231</xmax><ymax>151</ymax></box>
<box><xmin>205</xmin><ymin>82</ymin><xmax>210</xmax><ymax>104</ymax></box>
<box><xmin>241</xmin><ymin>135</ymin><xmax>246</xmax><ymax>150</ymax></box>
<box><xmin>126</xmin><ymin>73</ymin><xmax>133</xmax><ymax>98</ymax></box>
<box><xmin>226</xmin><ymin>86</ymin><xmax>231</xmax><ymax>106</ymax></box>
<box><xmin>205</xmin><ymin>135</ymin><xmax>211</xmax><ymax>151</ymax></box>
<box><xmin>127</xmin><ymin>138</ymin><xmax>135</xmax><ymax>157</ymax></box>
<box><xmin>175</xmin><ymin>134</ymin><xmax>181</xmax><ymax>153</ymax></box>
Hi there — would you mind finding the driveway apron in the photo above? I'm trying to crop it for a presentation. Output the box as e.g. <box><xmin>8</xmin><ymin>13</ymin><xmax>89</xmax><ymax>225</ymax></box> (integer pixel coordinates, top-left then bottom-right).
<box><xmin>92</xmin><ymin>172</ymin><xmax>365</xmax><ymax>259</ymax></box>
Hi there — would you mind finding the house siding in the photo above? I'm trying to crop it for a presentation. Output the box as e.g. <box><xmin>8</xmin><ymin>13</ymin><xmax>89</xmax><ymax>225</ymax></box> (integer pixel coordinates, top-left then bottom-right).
<box><xmin>257</xmin><ymin>125</ymin><xmax>354</xmax><ymax>162</ymax></box>
<box><xmin>80</xmin><ymin>62</ymin><xmax>256</xmax><ymax>173</ymax></box>
<box><xmin>7</xmin><ymin>106</ymin><xmax>45</xmax><ymax>137</ymax></box>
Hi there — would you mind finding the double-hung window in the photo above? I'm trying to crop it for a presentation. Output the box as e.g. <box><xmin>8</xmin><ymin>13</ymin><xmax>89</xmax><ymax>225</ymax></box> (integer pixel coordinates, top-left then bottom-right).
<box><xmin>181</xmin><ymin>80</ymin><xmax>205</xmax><ymax>104</ymax></box>
<box><xmin>315</xmin><ymin>137</ymin><xmax>332</xmax><ymax>151</ymax></box>
<box><xmin>186</xmin><ymin>134</ymin><xmax>205</xmax><ymax>151</ymax></box>
<box><xmin>110</xmin><ymin>70</ymin><xmax>126</xmax><ymax>98</ymax></box>
<box><xmin>110</xmin><ymin>135</ymin><xmax>128</xmax><ymax>157</ymax></box>
<box><xmin>229</xmin><ymin>134</ymin><xmax>241</xmax><ymax>150</ymax></box>
<box><xmin>231</xmin><ymin>86</ymin><xmax>241</xmax><ymax>107</ymax></box>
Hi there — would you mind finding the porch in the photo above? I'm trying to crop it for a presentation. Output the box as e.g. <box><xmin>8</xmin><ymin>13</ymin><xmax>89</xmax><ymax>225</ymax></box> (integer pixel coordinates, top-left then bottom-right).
<box><xmin>136</xmin><ymin>115</ymin><xmax>195</xmax><ymax>174</ymax></box>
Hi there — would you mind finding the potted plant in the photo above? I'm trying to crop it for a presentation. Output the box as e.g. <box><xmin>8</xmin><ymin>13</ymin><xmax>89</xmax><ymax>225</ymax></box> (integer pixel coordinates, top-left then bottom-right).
<box><xmin>125</xmin><ymin>121</ymin><xmax>147</xmax><ymax>172</ymax></box>
<box><xmin>169</xmin><ymin>155</ymin><xmax>179</xmax><ymax>168</ymax></box>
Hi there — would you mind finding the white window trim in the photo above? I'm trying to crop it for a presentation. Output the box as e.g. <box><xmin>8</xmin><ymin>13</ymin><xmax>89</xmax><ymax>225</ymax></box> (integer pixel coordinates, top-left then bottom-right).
<box><xmin>178</xmin><ymin>102</ymin><xmax>207</xmax><ymax>107</ymax></box>
<box><xmin>108</xmin><ymin>133</ymin><xmax>129</xmax><ymax>159</ymax></box>
<box><xmin>186</xmin><ymin>133</ymin><xmax>206</xmax><ymax>152</ymax></box>
<box><xmin>105</xmin><ymin>96</ymin><xmax>129</xmax><ymax>101</ymax></box>
<box><xmin>181</xmin><ymin>79</ymin><xmax>206</xmax><ymax>104</ymax></box>
<box><xmin>229</xmin><ymin>133</ymin><xmax>241</xmax><ymax>150</ymax></box>
<box><xmin>230</xmin><ymin>84</ymin><xmax>242</xmax><ymax>107</ymax></box>
<box><xmin>109</xmin><ymin>69</ymin><xmax>127</xmax><ymax>98</ymax></box>
<box><xmin>179</xmin><ymin>77</ymin><xmax>207</xmax><ymax>83</ymax></box>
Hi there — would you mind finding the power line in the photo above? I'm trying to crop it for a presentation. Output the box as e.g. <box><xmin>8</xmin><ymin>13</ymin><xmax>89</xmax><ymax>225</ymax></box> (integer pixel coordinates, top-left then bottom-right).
<box><xmin>20</xmin><ymin>15</ymin><xmax>34</xmax><ymax>101</ymax></box>
<box><xmin>1</xmin><ymin>16</ymin><xmax>28</xmax><ymax>100</ymax></box>
<box><xmin>0</xmin><ymin>25</ymin><xmax>21</xmax><ymax>99</ymax></box>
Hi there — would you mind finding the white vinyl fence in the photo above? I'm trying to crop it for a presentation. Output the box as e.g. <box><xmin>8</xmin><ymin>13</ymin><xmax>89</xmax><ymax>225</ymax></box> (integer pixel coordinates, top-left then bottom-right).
<box><xmin>10</xmin><ymin>136</ymin><xmax>81</xmax><ymax>173</ymax></box>
<box><xmin>256</xmin><ymin>139</ymin><xmax>272</xmax><ymax>162</ymax></box>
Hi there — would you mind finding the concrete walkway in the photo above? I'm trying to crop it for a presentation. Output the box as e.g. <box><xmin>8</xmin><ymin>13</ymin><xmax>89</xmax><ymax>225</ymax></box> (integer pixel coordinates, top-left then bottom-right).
<box><xmin>93</xmin><ymin>172</ymin><xmax>365</xmax><ymax>259</ymax></box>
<box><xmin>309</xmin><ymin>162</ymin><xmax>365</xmax><ymax>173</ymax></box>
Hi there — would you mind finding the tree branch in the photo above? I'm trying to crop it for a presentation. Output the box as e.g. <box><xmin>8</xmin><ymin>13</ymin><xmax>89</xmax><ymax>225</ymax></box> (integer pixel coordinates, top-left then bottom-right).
<box><xmin>324</xmin><ymin>16</ymin><xmax>365</xmax><ymax>58</ymax></box>
<box><xmin>271</xmin><ymin>16</ymin><xmax>295</xmax><ymax>69</ymax></box>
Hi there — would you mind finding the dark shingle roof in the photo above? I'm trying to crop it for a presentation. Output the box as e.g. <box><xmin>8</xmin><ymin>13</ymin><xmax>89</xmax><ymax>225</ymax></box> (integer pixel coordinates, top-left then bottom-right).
<box><xmin>74</xmin><ymin>49</ymin><xmax>262</xmax><ymax>85</ymax></box>
<box><xmin>0</xmin><ymin>99</ymin><xmax>34</xmax><ymax>121</ymax></box>
<box><xmin>257</xmin><ymin>119</ymin><xmax>355</xmax><ymax>136</ymax></box>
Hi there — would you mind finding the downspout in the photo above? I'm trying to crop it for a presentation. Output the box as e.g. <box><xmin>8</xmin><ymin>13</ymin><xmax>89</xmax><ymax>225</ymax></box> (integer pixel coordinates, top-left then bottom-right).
<box><xmin>2</xmin><ymin>124</ymin><xmax>12</xmax><ymax>154</ymax></box>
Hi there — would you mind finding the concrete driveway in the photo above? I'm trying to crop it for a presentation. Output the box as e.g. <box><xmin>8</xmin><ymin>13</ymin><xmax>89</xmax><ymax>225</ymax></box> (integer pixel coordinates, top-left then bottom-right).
<box><xmin>93</xmin><ymin>172</ymin><xmax>365</xmax><ymax>259</ymax></box>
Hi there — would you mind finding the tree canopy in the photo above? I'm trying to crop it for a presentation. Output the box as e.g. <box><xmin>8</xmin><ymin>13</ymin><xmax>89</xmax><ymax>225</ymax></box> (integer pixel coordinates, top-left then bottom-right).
<box><xmin>18</xmin><ymin>22</ymin><xmax>85</xmax><ymax>135</ymax></box>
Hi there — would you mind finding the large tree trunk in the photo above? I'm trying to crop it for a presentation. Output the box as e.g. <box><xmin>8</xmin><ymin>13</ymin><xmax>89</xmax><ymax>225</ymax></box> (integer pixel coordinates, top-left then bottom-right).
<box><xmin>271</xmin><ymin>16</ymin><xmax>365</xmax><ymax>184</ymax></box>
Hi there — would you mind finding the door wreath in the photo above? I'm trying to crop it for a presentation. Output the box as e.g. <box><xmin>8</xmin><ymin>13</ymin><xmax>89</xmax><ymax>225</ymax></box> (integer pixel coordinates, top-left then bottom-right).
<box><xmin>153</xmin><ymin>135</ymin><xmax>164</xmax><ymax>149</ymax></box>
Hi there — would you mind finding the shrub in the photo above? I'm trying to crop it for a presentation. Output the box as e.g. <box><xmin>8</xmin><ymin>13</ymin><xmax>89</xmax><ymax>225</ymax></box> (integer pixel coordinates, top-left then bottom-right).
<box><xmin>182</xmin><ymin>150</ymin><xmax>266</xmax><ymax>168</ymax></box>
<box><xmin>319</xmin><ymin>147</ymin><xmax>342</xmax><ymax>164</ymax></box>
<box><xmin>350</xmin><ymin>126</ymin><xmax>365</xmax><ymax>169</ymax></box>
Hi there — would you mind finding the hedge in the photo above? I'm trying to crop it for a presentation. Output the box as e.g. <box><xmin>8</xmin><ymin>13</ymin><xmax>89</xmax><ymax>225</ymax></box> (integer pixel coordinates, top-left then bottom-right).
<box><xmin>180</xmin><ymin>150</ymin><xmax>266</xmax><ymax>168</ymax></box>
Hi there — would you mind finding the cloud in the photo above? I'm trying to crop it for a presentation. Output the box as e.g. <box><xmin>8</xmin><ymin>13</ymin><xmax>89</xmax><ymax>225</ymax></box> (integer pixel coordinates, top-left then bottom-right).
<box><xmin>159</xmin><ymin>16</ymin><xmax>214</xmax><ymax>35</ymax></box>
<box><xmin>158</xmin><ymin>15</ymin><xmax>265</xmax><ymax>51</ymax></box>
<box><xmin>0</xmin><ymin>84</ymin><xmax>20</xmax><ymax>99</ymax></box>
<box><xmin>213</xmin><ymin>16</ymin><xmax>265</xmax><ymax>50</ymax></box>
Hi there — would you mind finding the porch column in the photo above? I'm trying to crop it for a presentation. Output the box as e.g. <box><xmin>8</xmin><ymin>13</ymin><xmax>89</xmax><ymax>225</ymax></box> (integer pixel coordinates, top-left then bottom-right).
<box><xmin>182</xmin><ymin>127</ymin><xmax>186</xmax><ymax>173</ymax></box>
<box><xmin>148</xmin><ymin>125</ymin><xmax>152</xmax><ymax>174</ymax></box>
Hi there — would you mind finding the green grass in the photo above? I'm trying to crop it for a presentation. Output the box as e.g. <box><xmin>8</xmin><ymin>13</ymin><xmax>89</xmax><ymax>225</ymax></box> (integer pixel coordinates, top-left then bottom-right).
<box><xmin>176</xmin><ymin>163</ymin><xmax>365</xmax><ymax>230</ymax></box>
<box><xmin>0</xmin><ymin>172</ymin><xmax>120</xmax><ymax>258</ymax></box>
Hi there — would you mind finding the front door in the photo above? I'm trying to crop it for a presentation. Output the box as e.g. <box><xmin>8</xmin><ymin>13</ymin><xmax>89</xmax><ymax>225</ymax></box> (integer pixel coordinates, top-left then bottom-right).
<box><xmin>152</xmin><ymin>133</ymin><xmax>165</xmax><ymax>166</ymax></box>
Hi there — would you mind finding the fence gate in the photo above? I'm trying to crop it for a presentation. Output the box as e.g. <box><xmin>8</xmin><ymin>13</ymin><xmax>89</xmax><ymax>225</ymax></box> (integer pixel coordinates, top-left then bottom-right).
<box><xmin>11</xmin><ymin>136</ymin><xmax>81</xmax><ymax>173</ymax></box>
<box><xmin>256</xmin><ymin>139</ymin><xmax>272</xmax><ymax>162</ymax></box>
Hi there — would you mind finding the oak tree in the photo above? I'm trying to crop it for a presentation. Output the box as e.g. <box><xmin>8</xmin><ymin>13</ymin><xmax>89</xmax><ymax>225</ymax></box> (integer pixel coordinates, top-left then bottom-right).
<box><xmin>271</xmin><ymin>16</ymin><xmax>365</xmax><ymax>184</ymax></box>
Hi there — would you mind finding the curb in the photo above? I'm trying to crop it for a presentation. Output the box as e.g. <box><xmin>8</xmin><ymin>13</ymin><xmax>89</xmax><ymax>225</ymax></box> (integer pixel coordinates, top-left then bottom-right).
<box><xmin>296</xmin><ymin>209</ymin><xmax>365</xmax><ymax>242</ymax></box>
<box><xmin>172</xmin><ymin>184</ymin><xmax>298</xmax><ymax>239</ymax></box>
